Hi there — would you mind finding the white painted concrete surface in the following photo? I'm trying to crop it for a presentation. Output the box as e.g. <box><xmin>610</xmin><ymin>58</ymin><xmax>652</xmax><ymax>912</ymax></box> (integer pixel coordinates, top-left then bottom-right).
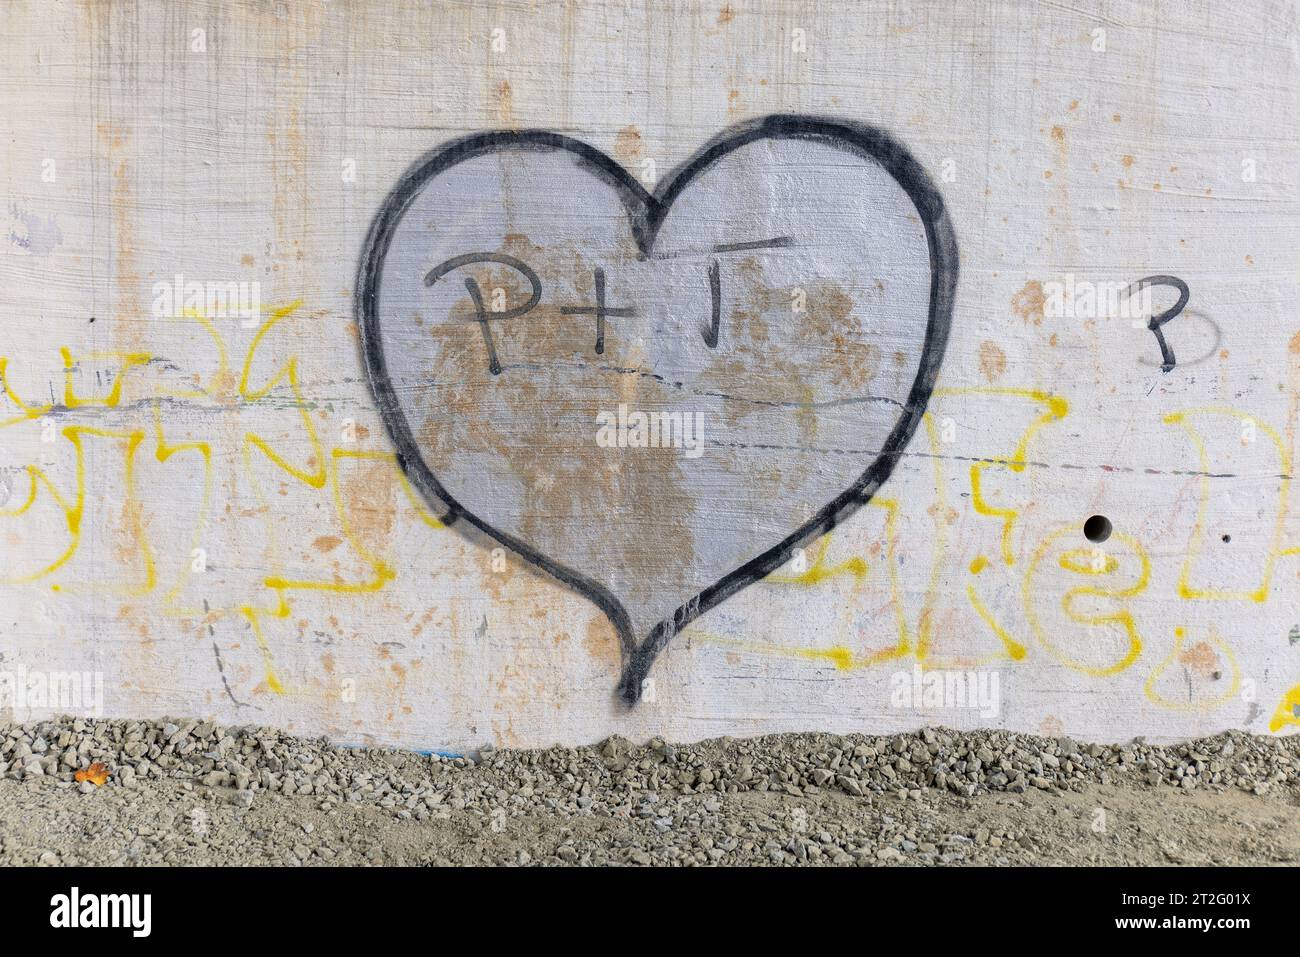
<box><xmin>1</xmin><ymin>0</ymin><xmax>1298</xmax><ymax>750</ymax></box>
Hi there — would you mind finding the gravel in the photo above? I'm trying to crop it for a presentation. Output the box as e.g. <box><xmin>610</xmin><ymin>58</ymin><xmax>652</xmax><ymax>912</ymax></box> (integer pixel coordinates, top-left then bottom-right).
<box><xmin>1</xmin><ymin>716</ymin><xmax>1298</xmax><ymax>865</ymax></box>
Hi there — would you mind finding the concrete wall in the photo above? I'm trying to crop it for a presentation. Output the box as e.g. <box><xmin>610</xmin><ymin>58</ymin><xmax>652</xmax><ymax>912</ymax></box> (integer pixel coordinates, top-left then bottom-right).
<box><xmin>2</xmin><ymin>0</ymin><xmax>1299</xmax><ymax>750</ymax></box>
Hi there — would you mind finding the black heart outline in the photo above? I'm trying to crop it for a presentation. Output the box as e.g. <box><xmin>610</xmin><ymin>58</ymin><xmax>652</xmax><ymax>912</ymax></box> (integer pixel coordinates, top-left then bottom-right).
<box><xmin>356</xmin><ymin>114</ymin><xmax>958</xmax><ymax>705</ymax></box>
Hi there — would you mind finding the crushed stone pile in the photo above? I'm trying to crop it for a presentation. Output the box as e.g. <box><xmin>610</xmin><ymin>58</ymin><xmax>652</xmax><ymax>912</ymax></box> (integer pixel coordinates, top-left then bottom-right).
<box><xmin>4</xmin><ymin>716</ymin><xmax>1298</xmax><ymax>800</ymax></box>
<box><xmin>1</xmin><ymin>717</ymin><xmax>1298</xmax><ymax>866</ymax></box>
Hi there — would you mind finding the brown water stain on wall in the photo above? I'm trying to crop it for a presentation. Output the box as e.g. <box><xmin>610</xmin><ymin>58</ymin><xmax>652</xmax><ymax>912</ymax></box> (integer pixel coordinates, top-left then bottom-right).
<box><xmin>416</xmin><ymin>232</ymin><xmax>701</xmax><ymax>620</ymax></box>
<box><xmin>98</xmin><ymin>122</ymin><xmax>143</xmax><ymax>354</ymax></box>
<box><xmin>613</xmin><ymin>125</ymin><xmax>643</xmax><ymax>161</ymax></box>
<box><xmin>1011</xmin><ymin>280</ymin><xmax>1046</xmax><ymax>325</ymax></box>
<box><xmin>495</xmin><ymin>80</ymin><xmax>513</xmax><ymax>126</ymax></box>
<box><xmin>583</xmin><ymin>612</ymin><xmax>621</xmax><ymax>669</ymax></box>
<box><xmin>336</xmin><ymin>459</ymin><xmax>399</xmax><ymax>546</ymax></box>
<box><xmin>1179</xmin><ymin>640</ymin><xmax>1221</xmax><ymax>678</ymax></box>
<box><xmin>312</xmin><ymin>535</ymin><xmax>342</xmax><ymax>553</ymax></box>
<box><xmin>979</xmin><ymin>340</ymin><xmax>1007</xmax><ymax>382</ymax></box>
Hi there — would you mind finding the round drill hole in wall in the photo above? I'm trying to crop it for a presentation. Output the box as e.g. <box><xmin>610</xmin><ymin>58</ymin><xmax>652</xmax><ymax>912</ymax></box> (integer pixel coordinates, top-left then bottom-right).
<box><xmin>1084</xmin><ymin>515</ymin><xmax>1112</xmax><ymax>543</ymax></box>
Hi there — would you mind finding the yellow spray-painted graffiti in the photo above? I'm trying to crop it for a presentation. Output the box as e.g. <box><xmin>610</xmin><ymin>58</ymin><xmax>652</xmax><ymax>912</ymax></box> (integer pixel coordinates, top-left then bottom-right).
<box><xmin>706</xmin><ymin>388</ymin><xmax>1066</xmax><ymax>672</ymax></box>
<box><xmin>1023</xmin><ymin>528</ymin><xmax>1149</xmax><ymax>677</ymax></box>
<box><xmin>3</xmin><ymin>307</ymin><xmax>1300</xmax><ymax>731</ymax></box>
<box><xmin>690</xmin><ymin>385</ymin><xmax>1300</xmax><ymax>728</ymax></box>
<box><xmin>0</xmin><ymin>302</ymin><xmax>447</xmax><ymax>696</ymax></box>
<box><xmin>1163</xmin><ymin>408</ymin><xmax>1290</xmax><ymax>603</ymax></box>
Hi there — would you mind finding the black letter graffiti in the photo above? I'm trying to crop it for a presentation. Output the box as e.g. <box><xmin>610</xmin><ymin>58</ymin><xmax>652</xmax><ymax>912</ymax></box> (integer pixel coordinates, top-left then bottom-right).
<box><xmin>1127</xmin><ymin>274</ymin><xmax>1190</xmax><ymax>374</ymax></box>
<box><xmin>702</xmin><ymin>259</ymin><xmax>722</xmax><ymax>348</ymax></box>
<box><xmin>424</xmin><ymin>252</ymin><xmax>542</xmax><ymax>375</ymax></box>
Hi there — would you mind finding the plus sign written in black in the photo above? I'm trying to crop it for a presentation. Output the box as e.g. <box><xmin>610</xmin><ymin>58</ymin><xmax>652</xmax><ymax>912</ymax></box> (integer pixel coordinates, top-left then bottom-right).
<box><xmin>560</xmin><ymin>267</ymin><xmax>636</xmax><ymax>355</ymax></box>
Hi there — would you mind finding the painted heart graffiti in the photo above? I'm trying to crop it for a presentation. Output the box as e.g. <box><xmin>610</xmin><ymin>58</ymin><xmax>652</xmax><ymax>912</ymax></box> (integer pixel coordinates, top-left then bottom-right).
<box><xmin>357</xmin><ymin>114</ymin><xmax>958</xmax><ymax>704</ymax></box>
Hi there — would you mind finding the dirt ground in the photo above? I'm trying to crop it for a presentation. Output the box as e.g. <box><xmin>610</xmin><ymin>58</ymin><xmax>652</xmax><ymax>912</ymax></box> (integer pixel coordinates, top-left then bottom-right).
<box><xmin>1</xmin><ymin>772</ymin><xmax>1297</xmax><ymax>866</ymax></box>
